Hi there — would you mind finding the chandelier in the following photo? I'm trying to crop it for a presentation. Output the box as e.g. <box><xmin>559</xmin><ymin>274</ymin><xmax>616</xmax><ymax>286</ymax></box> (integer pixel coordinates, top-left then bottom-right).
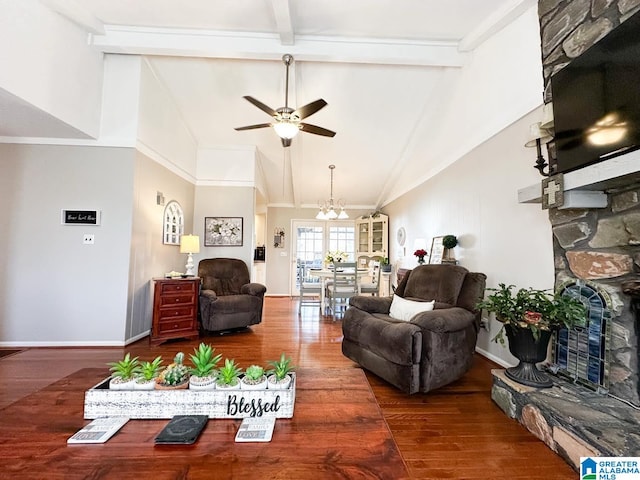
<box><xmin>316</xmin><ymin>165</ymin><xmax>348</xmax><ymax>220</ymax></box>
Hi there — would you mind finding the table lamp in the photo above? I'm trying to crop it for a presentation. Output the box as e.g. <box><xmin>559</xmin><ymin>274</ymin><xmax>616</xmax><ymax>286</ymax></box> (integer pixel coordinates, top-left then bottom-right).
<box><xmin>179</xmin><ymin>234</ymin><xmax>200</xmax><ymax>276</ymax></box>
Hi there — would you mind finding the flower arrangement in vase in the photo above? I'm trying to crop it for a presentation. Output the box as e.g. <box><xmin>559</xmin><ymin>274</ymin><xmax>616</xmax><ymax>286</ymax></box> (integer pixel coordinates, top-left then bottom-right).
<box><xmin>188</xmin><ymin>343</ymin><xmax>222</xmax><ymax>390</ymax></box>
<box><xmin>156</xmin><ymin>352</ymin><xmax>190</xmax><ymax>390</ymax></box>
<box><xmin>325</xmin><ymin>250</ymin><xmax>348</xmax><ymax>266</ymax></box>
<box><xmin>413</xmin><ymin>249</ymin><xmax>427</xmax><ymax>265</ymax></box>
<box><xmin>107</xmin><ymin>353</ymin><xmax>140</xmax><ymax>390</ymax></box>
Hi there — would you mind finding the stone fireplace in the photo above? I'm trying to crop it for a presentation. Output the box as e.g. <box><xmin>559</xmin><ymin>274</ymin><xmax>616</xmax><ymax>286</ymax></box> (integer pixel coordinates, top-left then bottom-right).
<box><xmin>492</xmin><ymin>0</ymin><xmax>640</xmax><ymax>469</ymax></box>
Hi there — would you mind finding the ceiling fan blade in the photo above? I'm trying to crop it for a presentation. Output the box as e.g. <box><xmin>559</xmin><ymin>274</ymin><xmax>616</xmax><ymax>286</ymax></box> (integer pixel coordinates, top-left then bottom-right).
<box><xmin>243</xmin><ymin>96</ymin><xmax>277</xmax><ymax>117</ymax></box>
<box><xmin>234</xmin><ymin>123</ymin><xmax>272</xmax><ymax>131</ymax></box>
<box><xmin>300</xmin><ymin>123</ymin><xmax>336</xmax><ymax>137</ymax></box>
<box><xmin>294</xmin><ymin>99</ymin><xmax>328</xmax><ymax>120</ymax></box>
<box><xmin>281</xmin><ymin>137</ymin><xmax>292</xmax><ymax>148</ymax></box>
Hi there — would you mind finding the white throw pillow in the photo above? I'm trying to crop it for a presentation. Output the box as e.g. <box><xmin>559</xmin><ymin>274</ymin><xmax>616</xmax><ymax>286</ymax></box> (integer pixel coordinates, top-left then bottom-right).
<box><xmin>389</xmin><ymin>295</ymin><xmax>435</xmax><ymax>321</ymax></box>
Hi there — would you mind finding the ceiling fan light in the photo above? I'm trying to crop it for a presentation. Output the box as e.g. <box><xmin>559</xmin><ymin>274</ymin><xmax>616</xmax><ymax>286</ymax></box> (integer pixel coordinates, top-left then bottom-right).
<box><xmin>273</xmin><ymin>121</ymin><xmax>300</xmax><ymax>139</ymax></box>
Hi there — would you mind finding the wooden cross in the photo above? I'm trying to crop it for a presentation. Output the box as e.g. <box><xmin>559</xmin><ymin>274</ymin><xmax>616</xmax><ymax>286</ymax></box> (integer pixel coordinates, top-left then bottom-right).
<box><xmin>541</xmin><ymin>174</ymin><xmax>564</xmax><ymax>209</ymax></box>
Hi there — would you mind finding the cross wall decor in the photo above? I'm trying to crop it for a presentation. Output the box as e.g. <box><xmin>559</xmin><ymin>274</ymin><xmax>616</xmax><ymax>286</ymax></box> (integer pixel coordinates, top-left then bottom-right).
<box><xmin>541</xmin><ymin>173</ymin><xmax>564</xmax><ymax>209</ymax></box>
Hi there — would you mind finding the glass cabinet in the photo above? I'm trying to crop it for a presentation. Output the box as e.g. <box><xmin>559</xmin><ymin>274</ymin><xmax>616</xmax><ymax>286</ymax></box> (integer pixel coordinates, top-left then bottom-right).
<box><xmin>355</xmin><ymin>213</ymin><xmax>388</xmax><ymax>256</ymax></box>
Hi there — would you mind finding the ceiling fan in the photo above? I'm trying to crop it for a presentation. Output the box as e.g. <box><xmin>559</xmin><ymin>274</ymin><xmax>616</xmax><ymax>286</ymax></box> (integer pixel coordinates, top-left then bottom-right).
<box><xmin>234</xmin><ymin>54</ymin><xmax>336</xmax><ymax>147</ymax></box>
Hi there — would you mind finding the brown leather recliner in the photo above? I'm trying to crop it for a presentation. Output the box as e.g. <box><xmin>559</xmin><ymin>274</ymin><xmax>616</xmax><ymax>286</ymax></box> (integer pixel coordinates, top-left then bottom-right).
<box><xmin>198</xmin><ymin>258</ymin><xmax>266</xmax><ymax>333</ymax></box>
<box><xmin>342</xmin><ymin>264</ymin><xmax>486</xmax><ymax>394</ymax></box>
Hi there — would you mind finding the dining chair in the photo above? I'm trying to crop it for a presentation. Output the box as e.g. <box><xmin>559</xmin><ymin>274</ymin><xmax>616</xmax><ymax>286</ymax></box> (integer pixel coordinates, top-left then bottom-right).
<box><xmin>359</xmin><ymin>256</ymin><xmax>382</xmax><ymax>296</ymax></box>
<box><xmin>298</xmin><ymin>263</ymin><xmax>322</xmax><ymax>313</ymax></box>
<box><xmin>326</xmin><ymin>262</ymin><xmax>359</xmax><ymax>316</ymax></box>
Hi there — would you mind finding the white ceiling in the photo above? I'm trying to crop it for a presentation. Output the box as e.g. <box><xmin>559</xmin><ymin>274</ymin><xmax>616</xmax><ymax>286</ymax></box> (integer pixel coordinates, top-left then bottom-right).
<box><xmin>9</xmin><ymin>0</ymin><xmax>535</xmax><ymax>209</ymax></box>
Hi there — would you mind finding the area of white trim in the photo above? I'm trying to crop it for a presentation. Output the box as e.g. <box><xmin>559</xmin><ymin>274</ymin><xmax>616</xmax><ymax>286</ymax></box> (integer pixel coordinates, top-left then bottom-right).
<box><xmin>0</xmin><ymin>340</ymin><xmax>128</xmax><ymax>347</ymax></box>
<box><xmin>0</xmin><ymin>136</ymin><xmax>135</xmax><ymax>147</ymax></box>
<box><xmin>518</xmin><ymin>149</ymin><xmax>640</xmax><ymax>204</ymax></box>
<box><xmin>91</xmin><ymin>26</ymin><xmax>467</xmax><ymax>67</ymax></box>
<box><xmin>125</xmin><ymin>330</ymin><xmax>150</xmax><ymax>345</ymax></box>
<box><xmin>476</xmin><ymin>346</ymin><xmax>513</xmax><ymax>368</ymax></box>
<box><xmin>196</xmin><ymin>179</ymin><xmax>255</xmax><ymax>187</ymax></box>
<box><xmin>270</xmin><ymin>0</ymin><xmax>294</xmax><ymax>46</ymax></box>
<box><xmin>136</xmin><ymin>140</ymin><xmax>197</xmax><ymax>184</ymax></box>
<box><xmin>459</xmin><ymin>0</ymin><xmax>537</xmax><ymax>52</ymax></box>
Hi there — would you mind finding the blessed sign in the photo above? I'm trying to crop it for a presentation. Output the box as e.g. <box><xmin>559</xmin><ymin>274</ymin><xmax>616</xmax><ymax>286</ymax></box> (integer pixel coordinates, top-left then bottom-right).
<box><xmin>62</xmin><ymin>210</ymin><xmax>101</xmax><ymax>225</ymax></box>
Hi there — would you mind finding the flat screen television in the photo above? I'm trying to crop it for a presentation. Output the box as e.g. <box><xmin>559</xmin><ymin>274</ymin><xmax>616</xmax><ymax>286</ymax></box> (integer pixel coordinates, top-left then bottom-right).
<box><xmin>551</xmin><ymin>9</ymin><xmax>640</xmax><ymax>174</ymax></box>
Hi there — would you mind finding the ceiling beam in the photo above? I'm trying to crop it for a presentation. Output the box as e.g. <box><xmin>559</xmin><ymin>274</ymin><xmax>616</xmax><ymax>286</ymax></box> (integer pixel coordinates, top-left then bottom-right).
<box><xmin>269</xmin><ymin>0</ymin><xmax>294</xmax><ymax>46</ymax></box>
<box><xmin>39</xmin><ymin>0</ymin><xmax>105</xmax><ymax>35</ymax></box>
<box><xmin>458</xmin><ymin>0</ymin><xmax>536</xmax><ymax>52</ymax></box>
<box><xmin>91</xmin><ymin>26</ymin><xmax>466</xmax><ymax>67</ymax></box>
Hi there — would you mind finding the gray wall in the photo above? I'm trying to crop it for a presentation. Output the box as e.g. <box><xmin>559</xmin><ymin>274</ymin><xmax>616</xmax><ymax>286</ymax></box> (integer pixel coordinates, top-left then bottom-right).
<box><xmin>0</xmin><ymin>144</ymin><xmax>134</xmax><ymax>345</ymax></box>
<box><xmin>383</xmin><ymin>109</ymin><xmax>555</xmax><ymax>366</ymax></box>
<box><xmin>192</xmin><ymin>185</ymin><xmax>255</xmax><ymax>269</ymax></box>
<box><xmin>127</xmin><ymin>151</ymin><xmax>195</xmax><ymax>341</ymax></box>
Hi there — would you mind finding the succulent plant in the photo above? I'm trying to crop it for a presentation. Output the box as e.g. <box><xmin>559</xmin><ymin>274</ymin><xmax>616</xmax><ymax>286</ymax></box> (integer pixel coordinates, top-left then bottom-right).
<box><xmin>216</xmin><ymin>358</ymin><xmax>243</xmax><ymax>387</ymax></box>
<box><xmin>189</xmin><ymin>343</ymin><xmax>222</xmax><ymax>378</ymax></box>
<box><xmin>107</xmin><ymin>353</ymin><xmax>140</xmax><ymax>380</ymax></box>
<box><xmin>267</xmin><ymin>353</ymin><xmax>295</xmax><ymax>381</ymax></box>
<box><xmin>244</xmin><ymin>365</ymin><xmax>265</xmax><ymax>382</ymax></box>
<box><xmin>137</xmin><ymin>356</ymin><xmax>163</xmax><ymax>381</ymax></box>
<box><xmin>157</xmin><ymin>352</ymin><xmax>190</xmax><ymax>386</ymax></box>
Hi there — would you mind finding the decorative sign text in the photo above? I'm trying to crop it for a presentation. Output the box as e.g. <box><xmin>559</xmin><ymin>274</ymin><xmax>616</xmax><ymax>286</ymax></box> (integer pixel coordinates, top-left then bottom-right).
<box><xmin>62</xmin><ymin>210</ymin><xmax>100</xmax><ymax>225</ymax></box>
<box><xmin>227</xmin><ymin>394</ymin><xmax>282</xmax><ymax>417</ymax></box>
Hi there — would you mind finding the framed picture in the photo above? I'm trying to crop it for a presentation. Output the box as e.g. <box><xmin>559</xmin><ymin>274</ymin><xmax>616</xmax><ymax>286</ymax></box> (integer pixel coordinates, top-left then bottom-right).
<box><xmin>204</xmin><ymin>217</ymin><xmax>243</xmax><ymax>246</ymax></box>
<box><xmin>428</xmin><ymin>236</ymin><xmax>445</xmax><ymax>264</ymax></box>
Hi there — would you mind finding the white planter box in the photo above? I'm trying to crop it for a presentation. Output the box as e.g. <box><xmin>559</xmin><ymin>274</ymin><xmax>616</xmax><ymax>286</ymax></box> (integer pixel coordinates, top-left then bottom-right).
<box><xmin>84</xmin><ymin>373</ymin><xmax>296</xmax><ymax>419</ymax></box>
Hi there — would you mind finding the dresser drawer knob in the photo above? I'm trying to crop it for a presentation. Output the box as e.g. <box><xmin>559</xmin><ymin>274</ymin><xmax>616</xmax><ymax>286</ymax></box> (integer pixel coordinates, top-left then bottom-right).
<box><xmin>175</xmin><ymin>298</ymin><xmax>180</xmax><ymax>302</ymax></box>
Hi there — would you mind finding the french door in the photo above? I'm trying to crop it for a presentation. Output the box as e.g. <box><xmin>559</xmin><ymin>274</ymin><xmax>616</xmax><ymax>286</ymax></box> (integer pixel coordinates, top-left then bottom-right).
<box><xmin>290</xmin><ymin>220</ymin><xmax>355</xmax><ymax>295</ymax></box>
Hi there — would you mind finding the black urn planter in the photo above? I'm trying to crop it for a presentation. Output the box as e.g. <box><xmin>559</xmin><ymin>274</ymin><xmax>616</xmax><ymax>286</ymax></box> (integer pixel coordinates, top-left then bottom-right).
<box><xmin>504</xmin><ymin>324</ymin><xmax>553</xmax><ymax>388</ymax></box>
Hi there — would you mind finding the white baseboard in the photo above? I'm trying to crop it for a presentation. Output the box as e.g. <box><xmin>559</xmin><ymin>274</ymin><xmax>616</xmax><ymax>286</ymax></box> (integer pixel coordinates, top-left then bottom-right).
<box><xmin>0</xmin><ymin>340</ymin><xmax>127</xmax><ymax>347</ymax></box>
<box><xmin>475</xmin><ymin>346</ymin><xmax>513</xmax><ymax>368</ymax></box>
<box><xmin>125</xmin><ymin>330</ymin><xmax>150</xmax><ymax>345</ymax></box>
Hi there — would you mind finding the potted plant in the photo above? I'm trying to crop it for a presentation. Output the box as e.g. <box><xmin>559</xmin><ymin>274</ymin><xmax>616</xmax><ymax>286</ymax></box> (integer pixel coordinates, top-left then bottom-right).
<box><xmin>241</xmin><ymin>364</ymin><xmax>267</xmax><ymax>390</ymax></box>
<box><xmin>441</xmin><ymin>235</ymin><xmax>458</xmax><ymax>264</ymax></box>
<box><xmin>107</xmin><ymin>353</ymin><xmax>140</xmax><ymax>390</ymax></box>
<box><xmin>134</xmin><ymin>355</ymin><xmax>163</xmax><ymax>390</ymax></box>
<box><xmin>380</xmin><ymin>257</ymin><xmax>392</xmax><ymax>273</ymax></box>
<box><xmin>325</xmin><ymin>250</ymin><xmax>347</xmax><ymax>267</ymax></box>
<box><xmin>477</xmin><ymin>283</ymin><xmax>586</xmax><ymax>388</ymax></box>
<box><xmin>215</xmin><ymin>358</ymin><xmax>243</xmax><ymax>390</ymax></box>
<box><xmin>156</xmin><ymin>352</ymin><xmax>190</xmax><ymax>390</ymax></box>
<box><xmin>188</xmin><ymin>343</ymin><xmax>222</xmax><ymax>390</ymax></box>
<box><xmin>266</xmin><ymin>352</ymin><xmax>295</xmax><ymax>390</ymax></box>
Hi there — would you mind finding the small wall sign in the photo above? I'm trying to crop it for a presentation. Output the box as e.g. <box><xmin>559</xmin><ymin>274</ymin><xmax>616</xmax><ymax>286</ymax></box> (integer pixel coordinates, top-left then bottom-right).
<box><xmin>61</xmin><ymin>209</ymin><xmax>101</xmax><ymax>226</ymax></box>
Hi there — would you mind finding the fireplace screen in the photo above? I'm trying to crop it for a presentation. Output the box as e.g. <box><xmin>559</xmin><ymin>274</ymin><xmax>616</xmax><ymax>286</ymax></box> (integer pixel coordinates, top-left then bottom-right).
<box><xmin>553</xmin><ymin>282</ymin><xmax>611</xmax><ymax>393</ymax></box>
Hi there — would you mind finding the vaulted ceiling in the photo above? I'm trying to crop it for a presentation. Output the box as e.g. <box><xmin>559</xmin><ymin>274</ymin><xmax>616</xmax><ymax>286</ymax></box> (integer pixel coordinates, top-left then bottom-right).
<box><xmin>8</xmin><ymin>0</ymin><xmax>538</xmax><ymax>209</ymax></box>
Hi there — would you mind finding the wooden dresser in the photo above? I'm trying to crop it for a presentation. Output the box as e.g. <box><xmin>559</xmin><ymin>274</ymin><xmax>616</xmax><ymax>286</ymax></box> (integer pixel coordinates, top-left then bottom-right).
<box><xmin>151</xmin><ymin>277</ymin><xmax>200</xmax><ymax>346</ymax></box>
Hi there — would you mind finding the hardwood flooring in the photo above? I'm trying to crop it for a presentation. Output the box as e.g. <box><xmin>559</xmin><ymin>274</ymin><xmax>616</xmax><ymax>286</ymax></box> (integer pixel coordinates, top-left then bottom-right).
<box><xmin>0</xmin><ymin>297</ymin><xmax>575</xmax><ymax>479</ymax></box>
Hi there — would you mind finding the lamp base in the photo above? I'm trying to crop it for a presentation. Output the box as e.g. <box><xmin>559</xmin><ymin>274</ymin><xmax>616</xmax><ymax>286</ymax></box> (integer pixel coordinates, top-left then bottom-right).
<box><xmin>185</xmin><ymin>253</ymin><xmax>195</xmax><ymax>276</ymax></box>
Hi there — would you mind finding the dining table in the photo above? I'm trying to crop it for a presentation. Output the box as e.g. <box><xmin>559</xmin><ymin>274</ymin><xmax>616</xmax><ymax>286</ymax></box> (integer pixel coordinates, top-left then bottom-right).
<box><xmin>308</xmin><ymin>268</ymin><xmax>370</xmax><ymax>312</ymax></box>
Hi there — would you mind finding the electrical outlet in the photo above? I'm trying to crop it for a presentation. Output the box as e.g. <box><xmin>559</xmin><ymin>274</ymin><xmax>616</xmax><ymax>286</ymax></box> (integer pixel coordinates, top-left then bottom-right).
<box><xmin>83</xmin><ymin>234</ymin><xmax>95</xmax><ymax>245</ymax></box>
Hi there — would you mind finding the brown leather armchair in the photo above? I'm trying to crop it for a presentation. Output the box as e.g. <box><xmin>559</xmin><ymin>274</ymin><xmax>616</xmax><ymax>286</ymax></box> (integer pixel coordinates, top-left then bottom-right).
<box><xmin>198</xmin><ymin>258</ymin><xmax>266</xmax><ymax>333</ymax></box>
<box><xmin>342</xmin><ymin>264</ymin><xmax>486</xmax><ymax>394</ymax></box>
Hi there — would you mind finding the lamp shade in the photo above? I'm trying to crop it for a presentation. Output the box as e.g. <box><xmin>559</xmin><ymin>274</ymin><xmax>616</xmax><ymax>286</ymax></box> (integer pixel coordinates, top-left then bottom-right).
<box><xmin>524</xmin><ymin>122</ymin><xmax>553</xmax><ymax>147</ymax></box>
<box><xmin>273</xmin><ymin>121</ymin><xmax>300</xmax><ymax>139</ymax></box>
<box><xmin>180</xmin><ymin>234</ymin><xmax>200</xmax><ymax>254</ymax></box>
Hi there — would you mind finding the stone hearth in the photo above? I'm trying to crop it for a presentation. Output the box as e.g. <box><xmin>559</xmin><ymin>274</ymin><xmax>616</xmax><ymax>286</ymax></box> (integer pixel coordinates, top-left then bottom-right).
<box><xmin>492</xmin><ymin>369</ymin><xmax>640</xmax><ymax>470</ymax></box>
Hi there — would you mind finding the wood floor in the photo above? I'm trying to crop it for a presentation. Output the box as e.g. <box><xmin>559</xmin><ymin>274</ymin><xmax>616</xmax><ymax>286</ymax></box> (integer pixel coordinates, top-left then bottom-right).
<box><xmin>0</xmin><ymin>297</ymin><xmax>575</xmax><ymax>479</ymax></box>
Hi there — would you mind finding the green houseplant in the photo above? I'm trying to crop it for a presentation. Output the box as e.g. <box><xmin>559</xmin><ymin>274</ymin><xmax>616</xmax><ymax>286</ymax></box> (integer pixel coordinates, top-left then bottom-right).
<box><xmin>188</xmin><ymin>343</ymin><xmax>222</xmax><ymax>390</ymax></box>
<box><xmin>216</xmin><ymin>358</ymin><xmax>243</xmax><ymax>390</ymax></box>
<box><xmin>134</xmin><ymin>355</ymin><xmax>163</xmax><ymax>390</ymax></box>
<box><xmin>477</xmin><ymin>283</ymin><xmax>586</xmax><ymax>387</ymax></box>
<box><xmin>380</xmin><ymin>257</ymin><xmax>392</xmax><ymax>273</ymax></box>
<box><xmin>107</xmin><ymin>353</ymin><xmax>140</xmax><ymax>390</ymax></box>
<box><xmin>241</xmin><ymin>364</ymin><xmax>267</xmax><ymax>390</ymax></box>
<box><xmin>266</xmin><ymin>352</ymin><xmax>296</xmax><ymax>390</ymax></box>
<box><xmin>156</xmin><ymin>352</ymin><xmax>190</xmax><ymax>390</ymax></box>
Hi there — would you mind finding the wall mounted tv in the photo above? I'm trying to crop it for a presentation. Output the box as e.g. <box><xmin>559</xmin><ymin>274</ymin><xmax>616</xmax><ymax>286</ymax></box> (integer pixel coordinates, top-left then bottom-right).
<box><xmin>551</xmin><ymin>9</ymin><xmax>640</xmax><ymax>174</ymax></box>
